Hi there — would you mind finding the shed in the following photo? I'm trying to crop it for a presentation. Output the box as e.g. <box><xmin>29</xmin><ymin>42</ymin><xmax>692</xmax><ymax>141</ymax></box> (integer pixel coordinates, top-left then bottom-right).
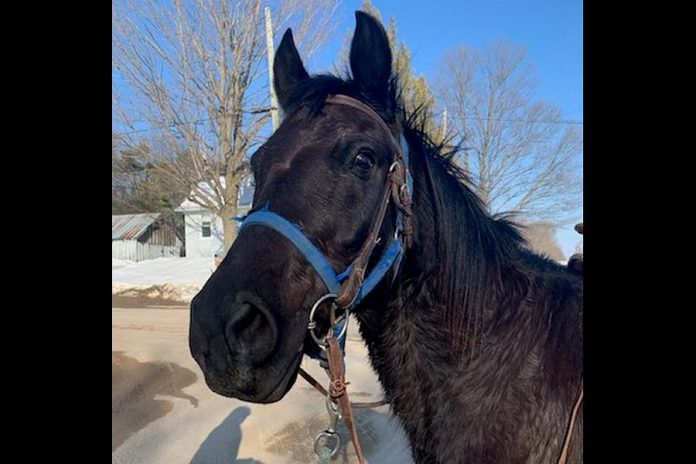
<box><xmin>112</xmin><ymin>213</ymin><xmax>183</xmax><ymax>262</ymax></box>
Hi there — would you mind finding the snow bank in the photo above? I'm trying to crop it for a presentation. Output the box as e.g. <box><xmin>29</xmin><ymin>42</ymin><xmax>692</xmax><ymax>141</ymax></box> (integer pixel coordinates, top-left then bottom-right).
<box><xmin>112</xmin><ymin>257</ymin><xmax>215</xmax><ymax>286</ymax></box>
<box><xmin>111</xmin><ymin>282</ymin><xmax>203</xmax><ymax>302</ymax></box>
<box><xmin>112</xmin><ymin>258</ymin><xmax>135</xmax><ymax>270</ymax></box>
<box><xmin>112</xmin><ymin>257</ymin><xmax>216</xmax><ymax>302</ymax></box>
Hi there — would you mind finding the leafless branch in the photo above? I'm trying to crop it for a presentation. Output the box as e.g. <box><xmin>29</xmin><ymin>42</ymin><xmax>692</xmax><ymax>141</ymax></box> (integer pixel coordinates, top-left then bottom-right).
<box><xmin>113</xmin><ymin>0</ymin><xmax>339</xmax><ymax>249</ymax></box>
<box><xmin>434</xmin><ymin>42</ymin><xmax>582</xmax><ymax>225</ymax></box>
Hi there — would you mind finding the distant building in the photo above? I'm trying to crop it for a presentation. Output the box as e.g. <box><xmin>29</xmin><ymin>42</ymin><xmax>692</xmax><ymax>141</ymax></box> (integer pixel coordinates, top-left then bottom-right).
<box><xmin>176</xmin><ymin>177</ymin><xmax>254</xmax><ymax>258</ymax></box>
<box><xmin>112</xmin><ymin>213</ymin><xmax>183</xmax><ymax>262</ymax></box>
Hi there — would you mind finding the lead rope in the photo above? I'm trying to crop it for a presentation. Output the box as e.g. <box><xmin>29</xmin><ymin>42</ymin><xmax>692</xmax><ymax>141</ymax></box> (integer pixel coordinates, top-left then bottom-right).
<box><xmin>557</xmin><ymin>378</ymin><xmax>583</xmax><ymax>464</ymax></box>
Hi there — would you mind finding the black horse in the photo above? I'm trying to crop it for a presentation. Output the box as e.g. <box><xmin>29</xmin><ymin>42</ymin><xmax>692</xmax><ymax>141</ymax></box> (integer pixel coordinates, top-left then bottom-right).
<box><xmin>190</xmin><ymin>11</ymin><xmax>583</xmax><ymax>464</ymax></box>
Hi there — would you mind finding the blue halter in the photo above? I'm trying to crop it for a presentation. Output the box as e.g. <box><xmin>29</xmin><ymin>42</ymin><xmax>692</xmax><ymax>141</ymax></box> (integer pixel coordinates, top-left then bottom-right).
<box><xmin>238</xmin><ymin>118</ymin><xmax>413</xmax><ymax>358</ymax></box>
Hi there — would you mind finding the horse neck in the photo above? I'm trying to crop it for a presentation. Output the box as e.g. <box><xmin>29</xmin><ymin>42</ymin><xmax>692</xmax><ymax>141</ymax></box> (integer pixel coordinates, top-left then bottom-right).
<box><xmin>355</xmin><ymin>133</ymin><xmax>525</xmax><ymax>373</ymax></box>
<box><xmin>352</xmin><ymin>133</ymin><xmax>583</xmax><ymax>460</ymax></box>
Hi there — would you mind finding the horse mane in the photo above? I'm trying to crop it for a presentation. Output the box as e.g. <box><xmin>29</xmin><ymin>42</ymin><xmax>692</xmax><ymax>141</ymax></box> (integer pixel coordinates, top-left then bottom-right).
<box><xmin>399</xmin><ymin>106</ymin><xmax>568</xmax><ymax>360</ymax></box>
<box><xmin>281</xmin><ymin>71</ymin><xmax>570</xmax><ymax>359</ymax></box>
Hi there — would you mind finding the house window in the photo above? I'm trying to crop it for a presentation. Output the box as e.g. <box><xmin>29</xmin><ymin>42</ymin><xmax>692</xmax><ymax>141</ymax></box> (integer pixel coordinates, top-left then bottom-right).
<box><xmin>202</xmin><ymin>221</ymin><xmax>211</xmax><ymax>237</ymax></box>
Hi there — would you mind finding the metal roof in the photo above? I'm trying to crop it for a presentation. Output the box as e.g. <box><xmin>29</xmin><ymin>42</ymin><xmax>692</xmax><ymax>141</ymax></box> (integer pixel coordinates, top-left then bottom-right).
<box><xmin>112</xmin><ymin>213</ymin><xmax>161</xmax><ymax>240</ymax></box>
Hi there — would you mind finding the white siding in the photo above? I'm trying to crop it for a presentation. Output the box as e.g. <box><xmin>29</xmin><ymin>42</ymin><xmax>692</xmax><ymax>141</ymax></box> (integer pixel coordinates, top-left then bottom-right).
<box><xmin>184</xmin><ymin>212</ymin><xmax>224</xmax><ymax>258</ymax></box>
<box><xmin>112</xmin><ymin>240</ymin><xmax>180</xmax><ymax>262</ymax></box>
<box><xmin>177</xmin><ymin>176</ymin><xmax>254</xmax><ymax>258</ymax></box>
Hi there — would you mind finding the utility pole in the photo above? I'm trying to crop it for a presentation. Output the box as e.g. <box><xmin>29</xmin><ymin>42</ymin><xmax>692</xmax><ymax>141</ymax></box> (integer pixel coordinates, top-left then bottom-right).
<box><xmin>265</xmin><ymin>7</ymin><xmax>280</xmax><ymax>131</ymax></box>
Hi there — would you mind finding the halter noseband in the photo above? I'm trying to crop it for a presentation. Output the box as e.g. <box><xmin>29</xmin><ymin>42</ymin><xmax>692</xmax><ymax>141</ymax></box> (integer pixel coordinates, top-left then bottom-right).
<box><xmin>238</xmin><ymin>94</ymin><xmax>413</xmax><ymax>315</ymax></box>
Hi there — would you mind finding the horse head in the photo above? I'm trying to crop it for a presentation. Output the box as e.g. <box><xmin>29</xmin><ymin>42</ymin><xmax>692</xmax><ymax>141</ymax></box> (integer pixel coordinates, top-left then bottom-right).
<box><xmin>189</xmin><ymin>12</ymin><xmax>401</xmax><ymax>403</ymax></box>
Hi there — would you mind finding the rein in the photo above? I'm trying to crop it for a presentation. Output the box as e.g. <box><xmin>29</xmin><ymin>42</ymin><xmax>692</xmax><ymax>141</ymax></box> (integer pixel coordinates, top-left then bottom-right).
<box><xmin>557</xmin><ymin>378</ymin><xmax>584</xmax><ymax>464</ymax></box>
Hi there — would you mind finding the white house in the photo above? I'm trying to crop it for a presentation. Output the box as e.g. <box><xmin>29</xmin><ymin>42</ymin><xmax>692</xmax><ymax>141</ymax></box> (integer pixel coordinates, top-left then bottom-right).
<box><xmin>177</xmin><ymin>177</ymin><xmax>254</xmax><ymax>258</ymax></box>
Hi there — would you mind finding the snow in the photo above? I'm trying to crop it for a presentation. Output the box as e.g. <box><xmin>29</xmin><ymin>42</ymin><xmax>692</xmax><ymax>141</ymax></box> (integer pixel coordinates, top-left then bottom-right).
<box><xmin>112</xmin><ymin>257</ymin><xmax>215</xmax><ymax>286</ymax></box>
<box><xmin>112</xmin><ymin>257</ymin><xmax>216</xmax><ymax>302</ymax></box>
<box><xmin>112</xmin><ymin>258</ymin><xmax>135</xmax><ymax>270</ymax></box>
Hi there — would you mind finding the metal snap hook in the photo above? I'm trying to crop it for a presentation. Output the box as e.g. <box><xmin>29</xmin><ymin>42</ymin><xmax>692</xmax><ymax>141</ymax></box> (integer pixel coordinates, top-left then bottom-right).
<box><xmin>314</xmin><ymin>430</ymin><xmax>341</xmax><ymax>459</ymax></box>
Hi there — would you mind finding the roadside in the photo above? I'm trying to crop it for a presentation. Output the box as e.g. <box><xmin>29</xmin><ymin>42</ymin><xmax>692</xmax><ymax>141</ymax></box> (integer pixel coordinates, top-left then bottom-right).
<box><xmin>112</xmin><ymin>305</ymin><xmax>413</xmax><ymax>464</ymax></box>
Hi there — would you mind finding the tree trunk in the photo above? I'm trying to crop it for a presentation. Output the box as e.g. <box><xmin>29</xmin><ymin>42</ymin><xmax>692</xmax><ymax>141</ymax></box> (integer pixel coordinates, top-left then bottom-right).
<box><xmin>221</xmin><ymin>167</ymin><xmax>243</xmax><ymax>254</ymax></box>
<box><xmin>221</xmin><ymin>201</ymin><xmax>239</xmax><ymax>256</ymax></box>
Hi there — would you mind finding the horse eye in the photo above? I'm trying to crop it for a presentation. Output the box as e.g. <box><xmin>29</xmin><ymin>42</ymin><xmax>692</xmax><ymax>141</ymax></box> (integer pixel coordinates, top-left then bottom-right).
<box><xmin>353</xmin><ymin>151</ymin><xmax>375</xmax><ymax>170</ymax></box>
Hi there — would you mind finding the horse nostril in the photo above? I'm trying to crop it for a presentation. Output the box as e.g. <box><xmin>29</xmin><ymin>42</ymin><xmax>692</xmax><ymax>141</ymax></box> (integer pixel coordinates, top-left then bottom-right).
<box><xmin>228</xmin><ymin>303</ymin><xmax>263</xmax><ymax>338</ymax></box>
<box><xmin>225</xmin><ymin>300</ymin><xmax>278</xmax><ymax>364</ymax></box>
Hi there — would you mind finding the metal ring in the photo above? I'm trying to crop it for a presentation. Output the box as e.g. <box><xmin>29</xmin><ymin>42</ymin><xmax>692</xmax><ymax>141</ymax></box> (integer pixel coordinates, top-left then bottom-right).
<box><xmin>314</xmin><ymin>431</ymin><xmax>341</xmax><ymax>458</ymax></box>
<box><xmin>308</xmin><ymin>293</ymin><xmax>337</xmax><ymax>349</ymax></box>
<box><xmin>388</xmin><ymin>161</ymin><xmax>400</xmax><ymax>173</ymax></box>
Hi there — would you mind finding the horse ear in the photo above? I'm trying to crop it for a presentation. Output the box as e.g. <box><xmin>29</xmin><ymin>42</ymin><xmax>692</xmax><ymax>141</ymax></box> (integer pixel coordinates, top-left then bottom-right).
<box><xmin>274</xmin><ymin>29</ymin><xmax>309</xmax><ymax>110</ymax></box>
<box><xmin>350</xmin><ymin>11</ymin><xmax>392</xmax><ymax>105</ymax></box>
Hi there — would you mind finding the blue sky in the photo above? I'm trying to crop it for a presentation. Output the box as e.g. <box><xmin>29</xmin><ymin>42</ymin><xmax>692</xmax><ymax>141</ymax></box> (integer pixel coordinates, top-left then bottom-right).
<box><xmin>309</xmin><ymin>0</ymin><xmax>582</xmax><ymax>121</ymax></box>
<box><xmin>306</xmin><ymin>0</ymin><xmax>583</xmax><ymax>258</ymax></box>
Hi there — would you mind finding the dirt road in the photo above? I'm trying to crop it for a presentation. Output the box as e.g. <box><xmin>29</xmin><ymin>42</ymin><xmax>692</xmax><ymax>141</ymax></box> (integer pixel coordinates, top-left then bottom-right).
<box><xmin>112</xmin><ymin>305</ymin><xmax>412</xmax><ymax>464</ymax></box>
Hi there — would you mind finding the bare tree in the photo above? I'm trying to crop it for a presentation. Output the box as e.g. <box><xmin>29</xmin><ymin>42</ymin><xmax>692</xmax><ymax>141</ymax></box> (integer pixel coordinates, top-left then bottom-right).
<box><xmin>434</xmin><ymin>42</ymin><xmax>582</xmax><ymax>225</ymax></box>
<box><xmin>112</xmin><ymin>0</ymin><xmax>339</xmax><ymax>251</ymax></box>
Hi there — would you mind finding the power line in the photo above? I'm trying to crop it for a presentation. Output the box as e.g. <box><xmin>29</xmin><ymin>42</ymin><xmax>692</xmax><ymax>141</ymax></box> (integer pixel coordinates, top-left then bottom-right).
<box><xmin>450</xmin><ymin>115</ymin><xmax>582</xmax><ymax>126</ymax></box>
<box><xmin>113</xmin><ymin>107</ymin><xmax>275</xmax><ymax>137</ymax></box>
<box><xmin>113</xmin><ymin>109</ymin><xmax>582</xmax><ymax>138</ymax></box>
<box><xmin>113</xmin><ymin>118</ymin><xmax>212</xmax><ymax>136</ymax></box>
